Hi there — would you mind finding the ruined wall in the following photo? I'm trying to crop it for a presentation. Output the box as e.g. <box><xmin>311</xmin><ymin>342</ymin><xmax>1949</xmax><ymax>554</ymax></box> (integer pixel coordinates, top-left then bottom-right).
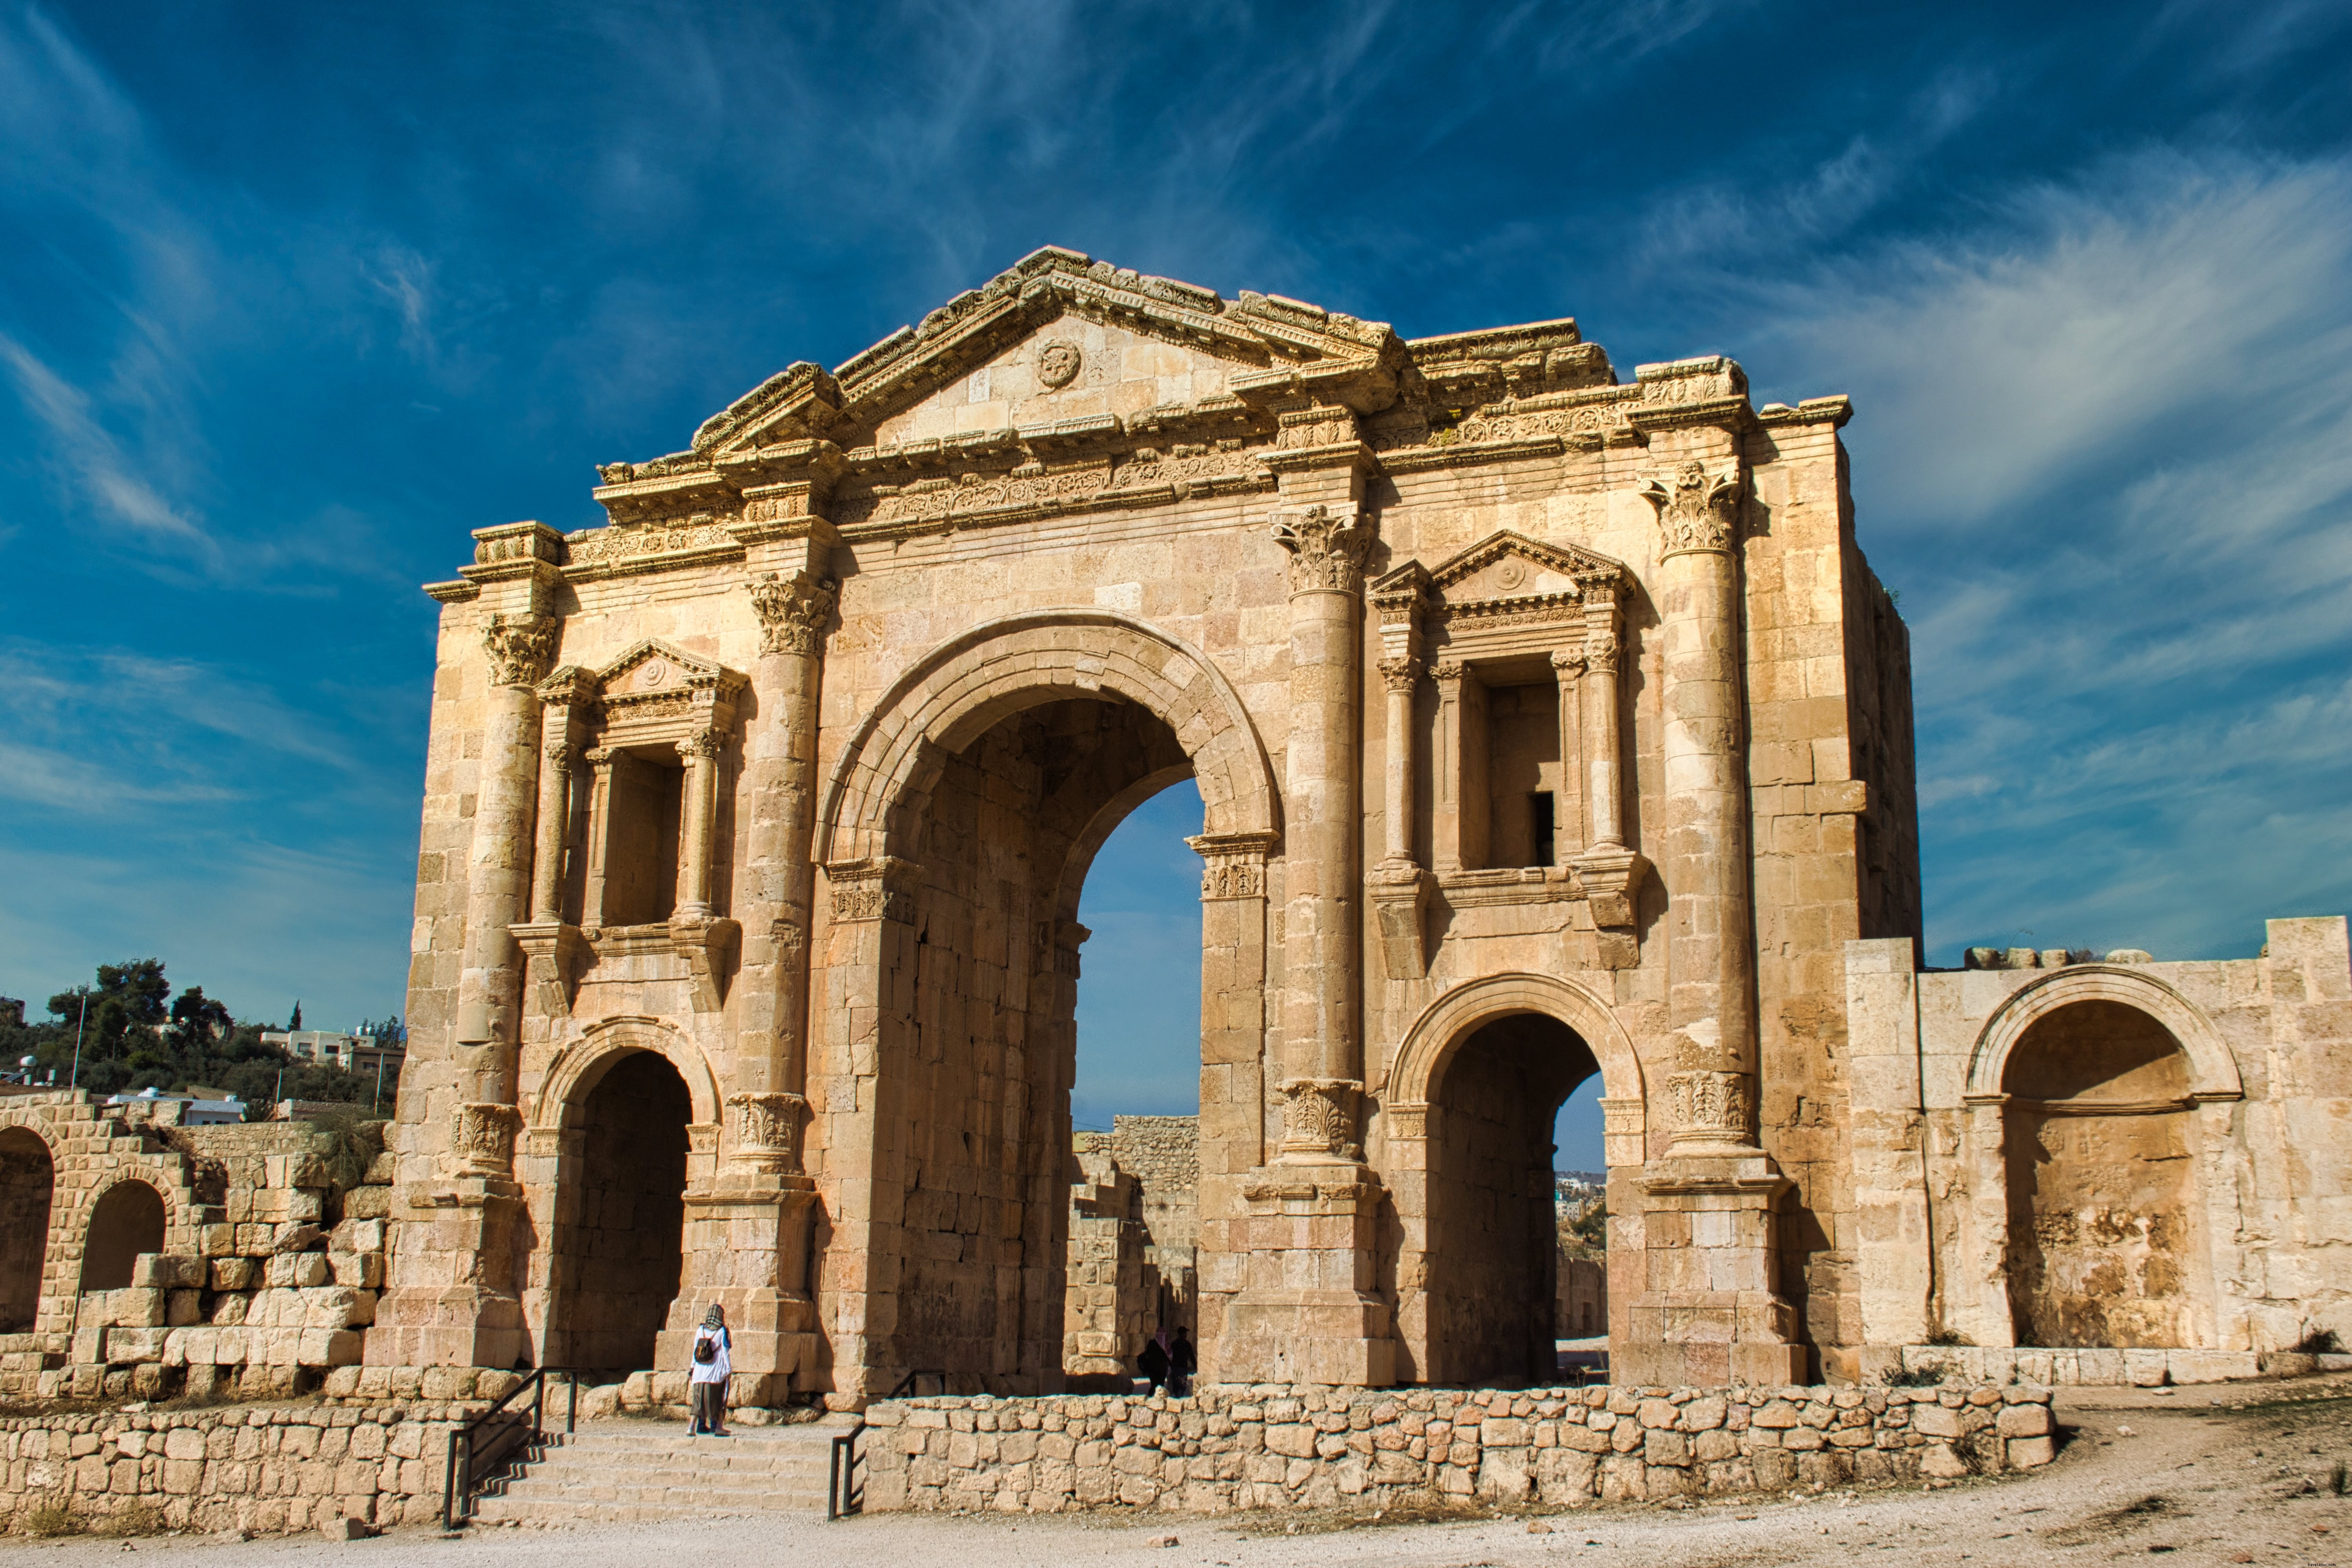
<box><xmin>863</xmin><ymin>1381</ymin><xmax>2055</xmax><ymax>1515</ymax></box>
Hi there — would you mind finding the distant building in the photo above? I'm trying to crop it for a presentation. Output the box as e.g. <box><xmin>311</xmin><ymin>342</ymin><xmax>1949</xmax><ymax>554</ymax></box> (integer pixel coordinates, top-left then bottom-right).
<box><xmin>261</xmin><ymin>1029</ymin><xmax>406</xmax><ymax>1080</ymax></box>
<box><xmin>104</xmin><ymin>1087</ymin><xmax>246</xmax><ymax>1126</ymax></box>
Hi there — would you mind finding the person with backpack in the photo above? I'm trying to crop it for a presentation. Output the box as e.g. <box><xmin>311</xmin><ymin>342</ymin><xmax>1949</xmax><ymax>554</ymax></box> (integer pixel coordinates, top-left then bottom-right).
<box><xmin>689</xmin><ymin>1303</ymin><xmax>732</xmax><ymax>1437</ymax></box>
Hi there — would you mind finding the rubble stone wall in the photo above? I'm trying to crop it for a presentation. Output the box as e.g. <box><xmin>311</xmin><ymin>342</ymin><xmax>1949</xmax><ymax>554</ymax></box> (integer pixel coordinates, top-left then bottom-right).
<box><xmin>862</xmin><ymin>1381</ymin><xmax>2056</xmax><ymax>1514</ymax></box>
<box><xmin>0</xmin><ymin>1401</ymin><xmax>475</xmax><ymax>1536</ymax></box>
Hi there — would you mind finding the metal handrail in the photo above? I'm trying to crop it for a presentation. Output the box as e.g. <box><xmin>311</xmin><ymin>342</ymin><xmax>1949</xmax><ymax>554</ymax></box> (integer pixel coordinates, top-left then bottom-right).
<box><xmin>441</xmin><ymin>1368</ymin><xmax>573</xmax><ymax>1528</ymax></box>
<box><xmin>826</xmin><ymin>1368</ymin><xmax>946</xmax><ymax>1520</ymax></box>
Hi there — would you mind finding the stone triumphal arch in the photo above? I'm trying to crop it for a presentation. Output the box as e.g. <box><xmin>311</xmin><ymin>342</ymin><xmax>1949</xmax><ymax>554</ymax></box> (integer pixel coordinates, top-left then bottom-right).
<box><xmin>369</xmin><ymin>246</ymin><xmax>2352</xmax><ymax>1401</ymax></box>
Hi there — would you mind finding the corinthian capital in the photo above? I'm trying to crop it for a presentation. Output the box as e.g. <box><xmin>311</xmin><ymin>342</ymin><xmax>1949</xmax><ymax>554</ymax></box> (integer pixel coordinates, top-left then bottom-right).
<box><xmin>1637</xmin><ymin>459</ymin><xmax>1744</xmax><ymax>557</ymax></box>
<box><xmin>1277</xmin><ymin>1076</ymin><xmax>1361</xmax><ymax>1160</ymax></box>
<box><xmin>749</xmin><ymin>569</ymin><xmax>838</xmax><ymax>658</ymax></box>
<box><xmin>1377</xmin><ymin>656</ymin><xmax>1421</xmax><ymax>695</ymax></box>
<box><xmin>482</xmin><ymin>613</ymin><xmax>558</xmax><ymax>689</ymax></box>
<box><xmin>1270</xmin><ymin>504</ymin><xmax>1373</xmax><ymax>596</ymax></box>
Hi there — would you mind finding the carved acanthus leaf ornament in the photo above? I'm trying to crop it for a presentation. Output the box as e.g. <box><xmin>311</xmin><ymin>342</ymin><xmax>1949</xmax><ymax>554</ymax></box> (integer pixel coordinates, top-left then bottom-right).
<box><xmin>451</xmin><ymin>1102</ymin><xmax>522</xmax><ymax>1173</ymax></box>
<box><xmin>749</xmin><ymin>569</ymin><xmax>839</xmax><ymax>658</ymax></box>
<box><xmin>1637</xmin><ymin>460</ymin><xmax>1744</xmax><ymax>557</ymax></box>
<box><xmin>1270</xmin><ymin>505</ymin><xmax>1374</xmax><ymax>595</ymax></box>
<box><xmin>1664</xmin><ymin>1069</ymin><xmax>1751</xmax><ymax>1142</ymax></box>
<box><xmin>1278</xmin><ymin>1077</ymin><xmax>1361</xmax><ymax>1160</ymax></box>
<box><xmin>482</xmin><ymin>614</ymin><xmax>558</xmax><ymax>690</ymax></box>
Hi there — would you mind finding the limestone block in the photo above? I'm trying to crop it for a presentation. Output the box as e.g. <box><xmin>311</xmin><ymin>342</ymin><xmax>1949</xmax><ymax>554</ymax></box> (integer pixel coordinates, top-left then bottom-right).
<box><xmin>107</xmin><ymin>1327</ymin><xmax>166</xmax><ymax>1363</ymax></box>
<box><xmin>167</xmin><ymin>1290</ymin><xmax>203</xmax><ymax>1327</ymax></box>
<box><xmin>341</xmin><ymin>1186</ymin><xmax>392</xmax><ymax>1221</ymax></box>
<box><xmin>2165</xmin><ymin>1350</ymin><xmax>2257</xmax><ymax>1383</ymax></box>
<box><xmin>267</xmin><ymin>1253</ymin><xmax>331</xmax><ymax>1289</ymax></box>
<box><xmin>1995</xmin><ymin>1404</ymin><xmax>2051</xmax><ymax>1438</ymax></box>
<box><xmin>2007</xmin><ymin>1436</ymin><xmax>2055</xmax><ymax>1468</ymax></box>
<box><xmin>132</xmin><ymin>1254</ymin><xmax>204</xmax><ymax>1289</ymax></box>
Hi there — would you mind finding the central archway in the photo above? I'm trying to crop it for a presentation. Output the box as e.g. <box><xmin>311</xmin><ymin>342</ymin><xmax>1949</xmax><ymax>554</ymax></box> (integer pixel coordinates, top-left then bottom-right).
<box><xmin>812</xmin><ymin>612</ymin><xmax>1279</xmax><ymax>1395</ymax></box>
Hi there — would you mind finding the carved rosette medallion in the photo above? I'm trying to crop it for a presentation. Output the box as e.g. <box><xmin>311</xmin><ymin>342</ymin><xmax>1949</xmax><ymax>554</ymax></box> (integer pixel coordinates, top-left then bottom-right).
<box><xmin>451</xmin><ymin>1102</ymin><xmax>522</xmax><ymax>1174</ymax></box>
<box><xmin>1187</xmin><ymin>831</ymin><xmax>1276</xmax><ymax>901</ymax></box>
<box><xmin>726</xmin><ymin>1091</ymin><xmax>807</xmax><ymax>1171</ymax></box>
<box><xmin>482</xmin><ymin>613</ymin><xmax>558</xmax><ymax>690</ymax></box>
<box><xmin>748</xmin><ymin>569</ymin><xmax>838</xmax><ymax>659</ymax></box>
<box><xmin>1664</xmin><ymin>1069</ymin><xmax>1752</xmax><ymax>1146</ymax></box>
<box><xmin>1637</xmin><ymin>460</ymin><xmax>1744</xmax><ymax>557</ymax></box>
<box><xmin>1270</xmin><ymin>504</ymin><xmax>1373</xmax><ymax>596</ymax></box>
<box><xmin>1278</xmin><ymin>1077</ymin><xmax>1361</xmax><ymax>1160</ymax></box>
<box><xmin>1377</xmin><ymin>656</ymin><xmax>1421</xmax><ymax>695</ymax></box>
<box><xmin>1038</xmin><ymin>341</ymin><xmax>1082</xmax><ymax>388</ymax></box>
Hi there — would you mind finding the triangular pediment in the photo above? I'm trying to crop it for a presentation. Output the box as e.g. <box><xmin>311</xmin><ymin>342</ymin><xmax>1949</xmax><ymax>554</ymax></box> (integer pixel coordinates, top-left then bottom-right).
<box><xmin>685</xmin><ymin>247</ymin><xmax>1414</xmax><ymax>458</ymax></box>
<box><xmin>1428</xmin><ymin>530</ymin><xmax>1624</xmax><ymax>605</ymax></box>
<box><xmin>595</xmin><ymin>640</ymin><xmax>740</xmax><ymax>699</ymax></box>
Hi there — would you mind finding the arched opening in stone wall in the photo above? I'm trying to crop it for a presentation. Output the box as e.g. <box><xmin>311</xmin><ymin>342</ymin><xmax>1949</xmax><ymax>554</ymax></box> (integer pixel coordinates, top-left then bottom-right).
<box><xmin>1552</xmin><ymin>1076</ymin><xmax>1610</xmax><ymax>1342</ymax></box>
<box><xmin>549</xmin><ymin>1050</ymin><xmax>691</xmax><ymax>1371</ymax></box>
<box><xmin>872</xmin><ymin>694</ymin><xmax>1194</xmax><ymax>1392</ymax></box>
<box><xmin>1423</xmin><ymin>1013</ymin><xmax>1602</xmax><ymax>1386</ymax></box>
<box><xmin>1065</xmin><ymin>779</ymin><xmax>1207</xmax><ymax>1383</ymax></box>
<box><xmin>79</xmin><ymin>1180</ymin><xmax>166</xmax><ymax>1294</ymax></box>
<box><xmin>2002</xmin><ymin>999</ymin><xmax>2200</xmax><ymax>1349</ymax></box>
<box><xmin>0</xmin><ymin>1128</ymin><xmax>56</xmax><ymax>1331</ymax></box>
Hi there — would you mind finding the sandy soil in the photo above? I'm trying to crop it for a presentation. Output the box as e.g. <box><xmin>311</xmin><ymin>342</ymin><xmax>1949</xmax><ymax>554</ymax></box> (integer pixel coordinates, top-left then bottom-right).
<box><xmin>9</xmin><ymin>1374</ymin><xmax>2350</xmax><ymax>1568</ymax></box>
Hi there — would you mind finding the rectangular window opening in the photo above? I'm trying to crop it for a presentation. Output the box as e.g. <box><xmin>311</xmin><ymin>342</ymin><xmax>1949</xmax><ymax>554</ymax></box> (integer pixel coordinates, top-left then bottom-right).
<box><xmin>1529</xmin><ymin>791</ymin><xmax>1555</xmax><ymax>869</ymax></box>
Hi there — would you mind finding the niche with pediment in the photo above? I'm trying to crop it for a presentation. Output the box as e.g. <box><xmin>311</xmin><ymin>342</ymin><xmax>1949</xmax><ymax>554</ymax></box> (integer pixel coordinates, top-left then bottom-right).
<box><xmin>560</xmin><ymin>641</ymin><xmax>746</xmax><ymax>936</ymax></box>
<box><xmin>1372</xmin><ymin>531</ymin><xmax>1628</xmax><ymax>893</ymax></box>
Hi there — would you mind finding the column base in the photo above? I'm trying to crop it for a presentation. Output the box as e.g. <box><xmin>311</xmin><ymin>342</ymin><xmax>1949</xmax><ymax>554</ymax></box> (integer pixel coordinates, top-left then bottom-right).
<box><xmin>1614</xmin><ymin>1151</ymin><xmax>1805</xmax><ymax>1388</ymax></box>
<box><xmin>1213</xmin><ymin>1160</ymin><xmax>1394</xmax><ymax>1387</ymax></box>
<box><xmin>656</xmin><ymin>1177</ymin><xmax>821</xmax><ymax>1396</ymax></box>
<box><xmin>366</xmin><ymin>1177</ymin><xmax>530</xmax><ymax>1371</ymax></box>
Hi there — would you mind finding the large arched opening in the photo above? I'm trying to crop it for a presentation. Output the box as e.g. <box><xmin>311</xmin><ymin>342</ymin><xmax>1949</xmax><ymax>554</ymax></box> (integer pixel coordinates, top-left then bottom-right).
<box><xmin>1423</xmin><ymin>1014</ymin><xmax>1601</xmax><ymax>1386</ymax></box>
<box><xmin>0</xmin><ymin>1128</ymin><xmax>56</xmax><ymax>1331</ymax></box>
<box><xmin>1384</xmin><ymin>973</ymin><xmax>1646</xmax><ymax>1387</ymax></box>
<box><xmin>2001</xmin><ymin>999</ymin><xmax>2203</xmax><ymax>1348</ymax></box>
<box><xmin>815</xmin><ymin>611</ymin><xmax>1279</xmax><ymax>1394</ymax></box>
<box><xmin>547</xmin><ymin>1049</ymin><xmax>693</xmax><ymax>1372</ymax></box>
<box><xmin>80</xmin><ymin>1180</ymin><xmax>166</xmax><ymax>1294</ymax></box>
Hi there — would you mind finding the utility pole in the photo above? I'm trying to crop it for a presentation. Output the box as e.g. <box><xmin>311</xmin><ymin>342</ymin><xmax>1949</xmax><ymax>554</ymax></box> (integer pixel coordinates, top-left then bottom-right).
<box><xmin>372</xmin><ymin>1052</ymin><xmax>386</xmax><ymax>1115</ymax></box>
<box><xmin>69</xmin><ymin>993</ymin><xmax>87</xmax><ymax>1091</ymax></box>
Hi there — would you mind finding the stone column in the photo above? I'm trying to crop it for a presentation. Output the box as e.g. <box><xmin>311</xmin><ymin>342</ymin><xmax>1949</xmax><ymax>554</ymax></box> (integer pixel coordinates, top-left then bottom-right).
<box><xmin>528</xmin><ymin>737</ymin><xmax>574</xmax><ymax>925</ymax></box>
<box><xmin>1270</xmin><ymin>501</ymin><xmax>1373</xmax><ymax>1113</ymax></box>
<box><xmin>1620</xmin><ymin>456</ymin><xmax>1801</xmax><ymax>1388</ymax></box>
<box><xmin>1431</xmin><ymin>661</ymin><xmax>1466</xmax><ymax>873</ymax></box>
<box><xmin>1377</xmin><ymin>656</ymin><xmax>1418</xmax><ymax>870</ymax></box>
<box><xmin>1548</xmin><ymin>647</ymin><xmax>1585</xmax><ymax>866</ymax></box>
<box><xmin>1570</xmin><ymin>588</ymin><xmax>1645</xmax><ymax>971</ymax></box>
<box><xmin>512</xmin><ymin>673</ymin><xmax>591</xmax><ymax>1025</ymax></box>
<box><xmin>675</xmin><ymin>729</ymin><xmax>722</xmax><ymax>920</ymax></box>
<box><xmin>453</xmin><ymin>612</ymin><xmax>556</xmax><ymax>1088</ymax></box>
<box><xmin>1369</xmin><ymin>656</ymin><xmax>1430</xmax><ymax>980</ymax></box>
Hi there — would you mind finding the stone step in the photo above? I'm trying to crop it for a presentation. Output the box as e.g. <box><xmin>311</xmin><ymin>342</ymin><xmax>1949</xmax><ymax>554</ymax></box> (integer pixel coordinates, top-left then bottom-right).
<box><xmin>465</xmin><ymin>1423</ymin><xmax>846</xmax><ymax>1524</ymax></box>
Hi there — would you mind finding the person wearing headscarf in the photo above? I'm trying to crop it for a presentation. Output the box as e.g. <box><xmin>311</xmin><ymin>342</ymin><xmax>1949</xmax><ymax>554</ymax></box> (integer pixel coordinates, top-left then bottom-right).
<box><xmin>688</xmin><ymin>1303</ymin><xmax>732</xmax><ymax>1437</ymax></box>
<box><xmin>1168</xmin><ymin>1325</ymin><xmax>1196</xmax><ymax>1398</ymax></box>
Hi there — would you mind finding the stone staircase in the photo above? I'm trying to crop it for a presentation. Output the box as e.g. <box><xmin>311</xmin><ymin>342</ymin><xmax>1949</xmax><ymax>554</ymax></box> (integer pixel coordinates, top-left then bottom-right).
<box><xmin>468</xmin><ymin>1417</ymin><xmax>850</xmax><ymax>1525</ymax></box>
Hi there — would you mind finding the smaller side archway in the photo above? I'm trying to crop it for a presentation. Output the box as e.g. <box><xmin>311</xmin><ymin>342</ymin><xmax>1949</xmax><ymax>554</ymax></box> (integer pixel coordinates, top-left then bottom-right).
<box><xmin>0</xmin><ymin>1127</ymin><xmax>56</xmax><ymax>1331</ymax></box>
<box><xmin>80</xmin><ymin>1180</ymin><xmax>167</xmax><ymax>1294</ymax></box>
<box><xmin>1383</xmin><ymin>973</ymin><xmax>1647</xmax><ymax>1387</ymax></box>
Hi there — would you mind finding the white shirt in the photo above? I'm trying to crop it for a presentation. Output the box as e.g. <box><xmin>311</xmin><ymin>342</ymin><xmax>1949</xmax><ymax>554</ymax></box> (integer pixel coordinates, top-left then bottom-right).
<box><xmin>690</xmin><ymin>1325</ymin><xmax>731</xmax><ymax>1385</ymax></box>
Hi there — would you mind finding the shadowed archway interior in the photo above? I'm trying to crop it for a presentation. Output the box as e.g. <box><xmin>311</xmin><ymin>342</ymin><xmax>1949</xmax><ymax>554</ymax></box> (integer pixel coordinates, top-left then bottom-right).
<box><xmin>869</xmin><ymin>694</ymin><xmax>1192</xmax><ymax>1391</ymax></box>
<box><xmin>80</xmin><ymin>1181</ymin><xmax>165</xmax><ymax>1294</ymax></box>
<box><xmin>552</xmin><ymin>1050</ymin><xmax>692</xmax><ymax>1371</ymax></box>
<box><xmin>0</xmin><ymin>1129</ymin><xmax>53</xmax><ymax>1331</ymax></box>
<box><xmin>1425</xmin><ymin>1013</ymin><xmax>1600</xmax><ymax>1387</ymax></box>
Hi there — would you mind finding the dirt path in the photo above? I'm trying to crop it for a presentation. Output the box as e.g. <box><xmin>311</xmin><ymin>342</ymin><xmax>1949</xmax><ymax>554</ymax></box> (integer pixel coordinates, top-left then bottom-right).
<box><xmin>10</xmin><ymin>1376</ymin><xmax>2352</xmax><ymax>1568</ymax></box>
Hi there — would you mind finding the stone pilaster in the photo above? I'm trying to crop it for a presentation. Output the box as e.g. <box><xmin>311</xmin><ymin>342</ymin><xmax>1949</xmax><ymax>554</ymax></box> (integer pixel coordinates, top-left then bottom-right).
<box><xmin>1620</xmin><ymin>455</ymin><xmax>1802</xmax><ymax>1388</ymax></box>
<box><xmin>1569</xmin><ymin>588</ymin><xmax>1646</xmax><ymax>971</ymax></box>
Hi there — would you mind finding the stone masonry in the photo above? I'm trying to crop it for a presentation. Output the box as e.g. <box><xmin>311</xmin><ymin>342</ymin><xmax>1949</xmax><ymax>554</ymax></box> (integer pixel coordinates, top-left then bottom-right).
<box><xmin>862</xmin><ymin>1381</ymin><xmax>2056</xmax><ymax>1514</ymax></box>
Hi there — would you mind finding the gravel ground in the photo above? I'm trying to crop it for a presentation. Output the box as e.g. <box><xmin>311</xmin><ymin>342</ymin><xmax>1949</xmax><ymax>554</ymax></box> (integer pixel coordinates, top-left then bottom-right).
<box><xmin>9</xmin><ymin>1375</ymin><xmax>2350</xmax><ymax>1568</ymax></box>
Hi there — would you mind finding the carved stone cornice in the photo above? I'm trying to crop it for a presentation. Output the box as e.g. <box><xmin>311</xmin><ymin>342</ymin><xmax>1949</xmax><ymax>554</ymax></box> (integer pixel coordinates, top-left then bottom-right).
<box><xmin>1187</xmin><ymin>831</ymin><xmax>1278</xmax><ymax>901</ymax></box>
<box><xmin>459</xmin><ymin>522</ymin><xmax>567</xmax><ymax>587</ymax></box>
<box><xmin>749</xmin><ymin>569</ymin><xmax>838</xmax><ymax>659</ymax></box>
<box><xmin>1637</xmin><ymin>459</ymin><xmax>1744</xmax><ymax>558</ymax></box>
<box><xmin>482</xmin><ymin>613</ymin><xmax>558</xmax><ymax>690</ymax></box>
<box><xmin>1270</xmin><ymin>504</ymin><xmax>1373</xmax><ymax>596</ymax></box>
<box><xmin>1277</xmin><ymin>1077</ymin><xmax>1362</xmax><ymax>1162</ymax></box>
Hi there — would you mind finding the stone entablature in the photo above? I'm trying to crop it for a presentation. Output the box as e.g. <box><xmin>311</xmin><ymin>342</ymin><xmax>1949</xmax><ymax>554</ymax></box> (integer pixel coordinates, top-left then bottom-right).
<box><xmin>861</xmin><ymin>1381</ymin><xmax>2055</xmax><ymax>1514</ymax></box>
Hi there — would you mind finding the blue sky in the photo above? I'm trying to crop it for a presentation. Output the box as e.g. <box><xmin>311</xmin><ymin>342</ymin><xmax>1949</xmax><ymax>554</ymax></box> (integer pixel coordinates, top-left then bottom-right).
<box><xmin>4</xmin><ymin>2</ymin><xmax>2349</xmax><ymax>1166</ymax></box>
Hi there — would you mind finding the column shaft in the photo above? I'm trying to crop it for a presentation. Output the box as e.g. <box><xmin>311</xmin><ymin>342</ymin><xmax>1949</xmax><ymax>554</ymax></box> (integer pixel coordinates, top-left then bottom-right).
<box><xmin>1379</xmin><ymin>659</ymin><xmax>1417</xmax><ymax>866</ymax></box>
<box><xmin>1431</xmin><ymin>662</ymin><xmax>1465</xmax><ymax>873</ymax></box>
<box><xmin>454</xmin><ymin>613</ymin><xmax>555</xmax><ymax>1095</ymax></box>
<box><xmin>1582</xmin><ymin>599</ymin><xmax>1624</xmax><ymax>849</ymax></box>
<box><xmin>676</xmin><ymin>732</ymin><xmax>721</xmax><ymax>918</ymax></box>
<box><xmin>529</xmin><ymin>735</ymin><xmax>574</xmax><ymax>923</ymax></box>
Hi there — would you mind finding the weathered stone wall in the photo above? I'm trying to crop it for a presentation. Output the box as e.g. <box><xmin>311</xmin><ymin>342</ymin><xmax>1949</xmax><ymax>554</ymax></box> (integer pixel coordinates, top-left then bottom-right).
<box><xmin>863</xmin><ymin>1381</ymin><xmax>2055</xmax><ymax>1514</ymax></box>
<box><xmin>0</xmin><ymin>1399</ymin><xmax>477</xmax><ymax>1535</ymax></box>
